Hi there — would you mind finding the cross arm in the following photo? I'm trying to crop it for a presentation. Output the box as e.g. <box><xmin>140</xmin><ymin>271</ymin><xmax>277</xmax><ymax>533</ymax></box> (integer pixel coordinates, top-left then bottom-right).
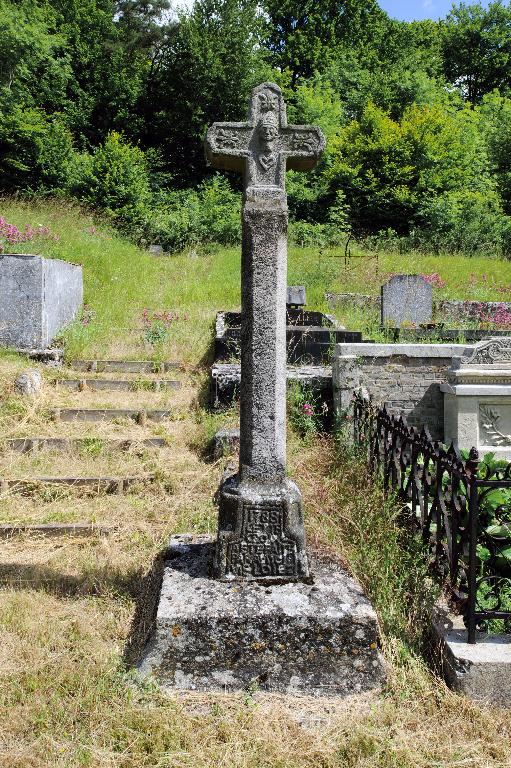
<box><xmin>205</xmin><ymin>122</ymin><xmax>252</xmax><ymax>173</ymax></box>
<box><xmin>282</xmin><ymin>125</ymin><xmax>326</xmax><ymax>172</ymax></box>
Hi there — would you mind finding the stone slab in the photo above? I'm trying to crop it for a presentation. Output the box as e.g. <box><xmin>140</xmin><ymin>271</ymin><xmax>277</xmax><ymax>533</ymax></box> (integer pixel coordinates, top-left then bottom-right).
<box><xmin>432</xmin><ymin>610</ymin><xmax>511</xmax><ymax>707</ymax></box>
<box><xmin>56</xmin><ymin>379</ymin><xmax>181</xmax><ymax>392</ymax></box>
<box><xmin>53</xmin><ymin>408</ymin><xmax>172</xmax><ymax>423</ymax></box>
<box><xmin>336</xmin><ymin>343</ymin><xmax>467</xmax><ymax>359</ymax></box>
<box><xmin>138</xmin><ymin>535</ymin><xmax>385</xmax><ymax>696</ymax></box>
<box><xmin>381</xmin><ymin>274</ymin><xmax>432</xmax><ymax>328</ymax></box>
<box><xmin>0</xmin><ymin>524</ymin><xmax>112</xmax><ymax>538</ymax></box>
<box><xmin>0</xmin><ymin>254</ymin><xmax>82</xmax><ymax>349</ymax></box>
<box><xmin>3</xmin><ymin>437</ymin><xmax>167</xmax><ymax>453</ymax></box>
<box><xmin>0</xmin><ymin>476</ymin><xmax>154</xmax><ymax>495</ymax></box>
<box><xmin>70</xmin><ymin>360</ymin><xmax>179</xmax><ymax>373</ymax></box>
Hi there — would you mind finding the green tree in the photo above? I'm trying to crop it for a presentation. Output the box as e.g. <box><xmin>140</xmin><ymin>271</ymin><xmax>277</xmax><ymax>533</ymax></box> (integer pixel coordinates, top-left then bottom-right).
<box><xmin>143</xmin><ymin>0</ymin><xmax>269</xmax><ymax>183</ymax></box>
<box><xmin>262</xmin><ymin>0</ymin><xmax>387</xmax><ymax>86</ymax></box>
<box><xmin>327</xmin><ymin>101</ymin><xmax>494</xmax><ymax>234</ymax></box>
<box><xmin>480</xmin><ymin>91</ymin><xmax>511</xmax><ymax>212</ymax></box>
<box><xmin>46</xmin><ymin>0</ymin><xmax>147</xmax><ymax>145</ymax></box>
<box><xmin>0</xmin><ymin>0</ymin><xmax>71</xmax><ymax>111</ymax></box>
<box><xmin>442</xmin><ymin>2</ymin><xmax>511</xmax><ymax>103</ymax></box>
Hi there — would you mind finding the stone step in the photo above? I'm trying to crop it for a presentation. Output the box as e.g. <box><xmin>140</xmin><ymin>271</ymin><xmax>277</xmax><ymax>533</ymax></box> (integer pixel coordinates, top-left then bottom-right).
<box><xmin>70</xmin><ymin>360</ymin><xmax>180</xmax><ymax>374</ymax></box>
<box><xmin>52</xmin><ymin>408</ymin><xmax>172</xmax><ymax>424</ymax></box>
<box><xmin>0</xmin><ymin>476</ymin><xmax>154</xmax><ymax>495</ymax></box>
<box><xmin>3</xmin><ymin>437</ymin><xmax>167</xmax><ymax>453</ymax></box>
<box><xmin>0</xmin><ymin>523</ymin><xmax>112</xmax><ymax>538</ymax></box>
<box><xmin>56</xmin><ymin>378</ymin><xmax>182</xmax><ymax>392</ymax></box>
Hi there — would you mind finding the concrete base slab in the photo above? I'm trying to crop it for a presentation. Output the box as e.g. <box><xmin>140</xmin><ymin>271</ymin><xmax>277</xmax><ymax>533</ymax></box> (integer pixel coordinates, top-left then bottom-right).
<box><xmin>0</xmin><ymin>475</ymin><xmax>154</xmax><ymax>495</ymax></box>
<box><xmin>53</xmin><ymin>408</ymin><xmax>172</xmax><ymax>423</ymax></box>
<box><xmin>56</xmin><ymin>378</ymin><xmax>181</xmax><ymax>392</ymax></box>
<box><xmin>432</xmin><ymin>609</ymin><xmax>511</xmax><ymax>707</ymax></box>
<box><xmin>138</xmin><ymin>534</ymin><xmax>385</xmax><ymax>697</ymax></box>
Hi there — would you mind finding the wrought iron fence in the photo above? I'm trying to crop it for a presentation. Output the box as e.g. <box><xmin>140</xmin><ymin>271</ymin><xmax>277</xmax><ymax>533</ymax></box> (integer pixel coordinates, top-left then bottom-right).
<box><xmin>353</xmin><ymin>390</ymin><xmax>511</xmax><ymax>643</ymax></box>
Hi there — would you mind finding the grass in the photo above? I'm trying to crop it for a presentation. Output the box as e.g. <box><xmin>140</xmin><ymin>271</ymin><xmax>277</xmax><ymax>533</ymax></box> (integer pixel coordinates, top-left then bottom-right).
<box><xmin>2</xmin><ymin>198</ymin><xmax>511</xmax><ymax>361</ymax></box>
<box><xmin>0</xmin><ymin>198</ymin><xmax>511</xmax><ymax>766</ymax></box>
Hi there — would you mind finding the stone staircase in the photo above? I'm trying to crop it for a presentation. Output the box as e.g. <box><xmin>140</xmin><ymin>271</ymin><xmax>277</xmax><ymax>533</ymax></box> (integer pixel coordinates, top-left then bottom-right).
<box><xmin>0</xmin><ymin>359</ymin><xmax>182</xmax><ymax>511</ymax></box>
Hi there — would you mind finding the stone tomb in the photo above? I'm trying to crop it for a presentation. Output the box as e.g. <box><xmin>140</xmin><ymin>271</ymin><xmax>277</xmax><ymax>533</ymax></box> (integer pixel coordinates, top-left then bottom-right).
<box><xmin>381</xmin><ymin>274</ymin><xmax>433</xmax><ymax>328</ymax></box>
<box><xmin>442</xmin><ymin>337</ymin><xmax>511</xmax><ymax>460</ymax></box>
<box><xmin>139</xmin><ymin>82</ymin><xmax>384</xmax><ymax>695</ymax></box>
<box><xmin>0</xmin><ymin>254</ymin><xmax>83</xmax><ymax>350</ymax></box>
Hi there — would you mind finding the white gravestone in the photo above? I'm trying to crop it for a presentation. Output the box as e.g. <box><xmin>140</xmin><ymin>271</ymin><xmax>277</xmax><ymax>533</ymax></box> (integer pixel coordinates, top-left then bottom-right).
<box><xmin>442</xmin><ymin>337</ymin><xmax>511</xmax><ymax>459</ymax></box>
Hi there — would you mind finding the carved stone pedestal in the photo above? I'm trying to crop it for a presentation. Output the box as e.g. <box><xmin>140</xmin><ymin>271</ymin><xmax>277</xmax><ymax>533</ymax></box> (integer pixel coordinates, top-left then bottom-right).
<box><xmin>214</xmin><ymin>474</ymin><xmax>310</xmax><ymax>582</ymax></box>
<box><xmin>138</xmin><ymin>535</ymin><xmax>385</xmax><ymax>697</ymax></box>
<box><xmin>442</xmin><ymin>338</ymin><xmax>511</xmax><ymax>459</ymax></box>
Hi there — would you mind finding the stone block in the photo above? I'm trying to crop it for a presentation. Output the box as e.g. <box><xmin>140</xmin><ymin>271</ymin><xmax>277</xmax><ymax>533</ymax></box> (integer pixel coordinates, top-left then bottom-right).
<box><xmin>138</xmin><ymin>535</ymin><xmax>385</xmax><ymax>696</ymax></box>
<box><xmin>0</xmin><ymin>254</ymin><xmax>83</xmax><ymax>350</ymax></box>
<box><xmin>432</xmin><ymin>608</ymin><xmax>511</xmax><ymax>707</ymax></box>
<box><xmin>212</xmin><ymin>428</ymin><xmax>240</xmax><ymax>460</ymax></box>
<box><xmin>381</xmin><ymin>275</ymin><xmax>432</xmax><ymax>329</ymax></box>
<box><xmin>286</xmin><ymin>285</ymin><xmax>306</xmax><ymax>306</ymax></box>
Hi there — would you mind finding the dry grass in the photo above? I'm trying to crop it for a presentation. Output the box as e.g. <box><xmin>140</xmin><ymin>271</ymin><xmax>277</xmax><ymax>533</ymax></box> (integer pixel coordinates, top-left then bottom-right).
<box><xmin>1</xmin><ymin>201</ymin><xmax>511</xmax><ymax>766</ymax></box>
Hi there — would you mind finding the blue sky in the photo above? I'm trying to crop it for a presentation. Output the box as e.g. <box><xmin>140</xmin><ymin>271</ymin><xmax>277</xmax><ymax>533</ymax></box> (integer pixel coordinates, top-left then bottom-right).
<box><xmin>379</xmin><ymin>0</ymin><xmax>490</xmax><ymax>21</ymax></box>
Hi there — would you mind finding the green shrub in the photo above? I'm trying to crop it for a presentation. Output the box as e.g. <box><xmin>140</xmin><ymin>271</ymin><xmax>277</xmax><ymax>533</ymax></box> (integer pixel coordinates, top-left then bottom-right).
<box><xmin>412</xmin><ymin>190</ymin><xmax>511</xmax><ymax>256</ymax></box>
<box><xmin>0</xmin><ymin>102</ymin><xmax>75</xmax><ymax>192</ymax></box>
<box><xmin>70</xmin><ymin>131</ymin><xmax>152</xmax><ymax>219</ymax></box>
<box><xmin>134</xmin><ymin>176</ymin><xmax>241</xmax><ymax>253</ymax></box>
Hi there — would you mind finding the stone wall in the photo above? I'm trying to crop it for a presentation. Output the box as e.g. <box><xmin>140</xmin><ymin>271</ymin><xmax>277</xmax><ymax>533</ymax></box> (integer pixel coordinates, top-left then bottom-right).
<box><xmin>333</xmin><ymin>343</ymin><xmax>467</xmax><ymax>439</ymax></box>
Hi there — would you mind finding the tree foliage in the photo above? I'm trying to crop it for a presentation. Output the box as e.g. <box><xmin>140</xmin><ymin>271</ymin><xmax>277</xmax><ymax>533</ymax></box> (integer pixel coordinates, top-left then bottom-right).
<box><xmin>442</xmin><ymin>2</ymin><xmax>511</xmax><ymax>103</ymax></box>
<box><xmin>2</xmin><ymin>0</ymin><xmax>511</xmax><ymax>253</ymax></box>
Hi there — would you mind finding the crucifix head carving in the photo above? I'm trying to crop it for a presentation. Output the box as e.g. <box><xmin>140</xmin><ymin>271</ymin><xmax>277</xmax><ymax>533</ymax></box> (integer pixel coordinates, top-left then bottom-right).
<box><xmin>205</xmin><ymin>82</ymin><xmax>325</xmax><ymax>195</ymax></box>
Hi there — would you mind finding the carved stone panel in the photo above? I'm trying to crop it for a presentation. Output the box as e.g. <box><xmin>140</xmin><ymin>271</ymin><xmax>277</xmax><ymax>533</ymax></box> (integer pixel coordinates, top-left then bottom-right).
<box><xmin>461</xmin><ymin>338</ymin><xmax>511</xmax><ymax>366</ymax></box>
<box><xmin>479</xmin><ymin>404</ymin><xmax>511</xmax><ymax>447</ymax></box>
<box><xmin>225</xmin><ymin>503</ymin><xmax>298</xmax><ymax>579</ymax></box>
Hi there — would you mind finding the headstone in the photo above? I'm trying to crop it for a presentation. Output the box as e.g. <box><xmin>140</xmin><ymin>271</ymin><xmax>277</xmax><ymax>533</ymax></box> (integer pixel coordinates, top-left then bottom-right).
<box><xmin>442</xmin><ymin>337</ymin><xmax>511</xmax><ymax>460</ymax></box>
<box><xmin>0</xmin><ymin>254</ymin><xmax>83</xmax><ymax>350</ymax></box>
<box><xmin>149</xmin><ymin>244</ymin><xmax>163</xmax><ymax>255</ymax></box>
<box><xmin>205</xmin><ymin>82</ymin><xmax>325</xmax><ymax>582</ymax></box>
<box><xmin>381</xmin><ymin>274</ymin><xmax>432</xmax><ymax>328</ymax></box>
<box><xmin>286</xmin><ymin>285</ymin><xmax>306</xmax><ymax>307</ymax></box>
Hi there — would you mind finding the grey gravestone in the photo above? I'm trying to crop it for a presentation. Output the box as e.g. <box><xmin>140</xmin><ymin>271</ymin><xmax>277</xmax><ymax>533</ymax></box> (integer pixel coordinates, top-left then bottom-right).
<box><xmin>286</xmin><ymin>285</ymin><xmax>306</xmax><ymax>307</ymax></box>
<box><xmin>148</xmin><ymin>244</ymin><xmax>163</xmax><ymax>255</ymax></box>
<box><xmin>381</xmin><ymin>274</ymin><xmax>432</xmax><ymax>328</ymax></box>
<box><xmin>0</xmin><ymin>254</ymin><xmax>83</xmax><ymax>350</ymax></box>
<box><xmin>205</xmin><ymin>82</ymin><xmax>325</xmax><ymax>582</ymax></box>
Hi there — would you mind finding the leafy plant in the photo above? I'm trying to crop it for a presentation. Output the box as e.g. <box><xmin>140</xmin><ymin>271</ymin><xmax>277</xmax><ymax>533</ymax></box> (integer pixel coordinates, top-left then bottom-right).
<box><xmin>288</xmin><ymin>383</ymin><xmax>326</xmax><ymax>440</ymax></box>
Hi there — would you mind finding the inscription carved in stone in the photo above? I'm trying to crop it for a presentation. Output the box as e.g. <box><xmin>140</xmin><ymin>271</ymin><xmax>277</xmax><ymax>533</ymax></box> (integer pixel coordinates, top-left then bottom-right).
<box><xmin>225</xmin><ymin>503</ymin><xmax>297</xmax><ymax>579</ymax></box>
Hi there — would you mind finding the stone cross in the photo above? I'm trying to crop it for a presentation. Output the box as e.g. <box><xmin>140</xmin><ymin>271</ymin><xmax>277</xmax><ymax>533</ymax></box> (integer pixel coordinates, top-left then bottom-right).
<box><xmin>205</xmin><ymin>83</ymin><xmax>325</xmax><ymax>582</ymax></box>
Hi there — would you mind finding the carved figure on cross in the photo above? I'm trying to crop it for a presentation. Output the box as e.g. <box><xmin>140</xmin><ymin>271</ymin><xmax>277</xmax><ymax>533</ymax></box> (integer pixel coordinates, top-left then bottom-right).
<box><xmin>205</xmin><ymin>82</ymin><xmax>325</xmax><ymax>193</ymax></box>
